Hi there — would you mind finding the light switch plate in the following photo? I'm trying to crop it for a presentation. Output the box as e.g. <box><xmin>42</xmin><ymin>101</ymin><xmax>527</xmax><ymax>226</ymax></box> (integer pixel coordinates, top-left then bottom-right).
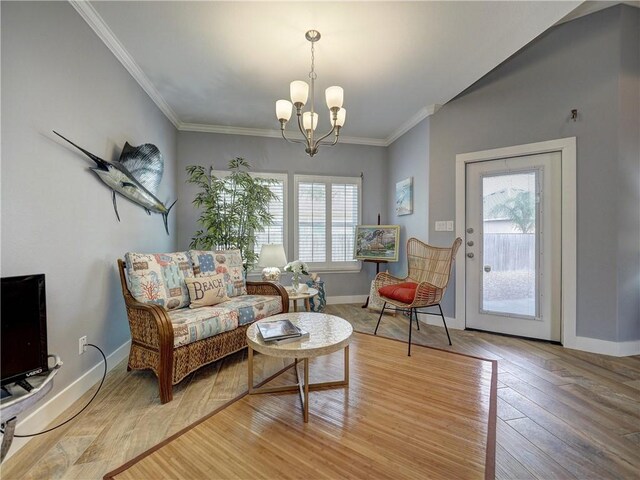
<box><xmin>446</xmin><ymin>221</ymin><xmax>454</xmax><ymax>231</ymax></box>
<box><xmin>435</xmin><ymin>221</ymin><xmax>447</xmax><ymax>231</ymax></box>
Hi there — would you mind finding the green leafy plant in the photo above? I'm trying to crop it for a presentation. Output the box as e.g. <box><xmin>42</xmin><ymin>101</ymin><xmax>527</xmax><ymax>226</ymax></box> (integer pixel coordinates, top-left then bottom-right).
<box><xmin>186</xmin><ymin>157</ymin><xmax>277</xmax><ymax>270</ymax></box>
<box><xmin>490</xmin><ymin>190</ymin><xmax>535</xmax><ymax>233</ymax></box>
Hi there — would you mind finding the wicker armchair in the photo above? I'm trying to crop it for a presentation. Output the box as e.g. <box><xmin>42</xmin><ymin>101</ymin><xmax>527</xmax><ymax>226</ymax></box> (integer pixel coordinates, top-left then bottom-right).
<box><xmin>117</xmin><ymin>259</ymin><xmax>288</xmax><ymax>403</ymax></box>
<box><xmin>373</xmin><ymin>237</ymin><xmax>462</xmax><ymax>355</ymax></box>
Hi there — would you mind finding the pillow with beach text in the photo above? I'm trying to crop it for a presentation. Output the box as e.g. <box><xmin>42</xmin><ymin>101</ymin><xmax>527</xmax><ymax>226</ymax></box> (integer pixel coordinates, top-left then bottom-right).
<box><xmin>185</xmin><ymin>274</ymin><xmax>229</xmax><ymax>309</ymax></box>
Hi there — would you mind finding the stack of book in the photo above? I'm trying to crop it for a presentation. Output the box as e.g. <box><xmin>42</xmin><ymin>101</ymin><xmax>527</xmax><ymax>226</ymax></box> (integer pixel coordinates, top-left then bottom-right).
<box><xmin>257</xmin><ymin>319</ymin><xmax>310</xmax><ymax>345</ymax></box>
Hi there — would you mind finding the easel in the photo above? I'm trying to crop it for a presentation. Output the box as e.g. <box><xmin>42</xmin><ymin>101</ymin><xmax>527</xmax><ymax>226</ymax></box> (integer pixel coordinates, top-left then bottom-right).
<box><xmin>361</xmin><ymin>213</ymin><xmax>388</xmax><ymax>308</ymax></box>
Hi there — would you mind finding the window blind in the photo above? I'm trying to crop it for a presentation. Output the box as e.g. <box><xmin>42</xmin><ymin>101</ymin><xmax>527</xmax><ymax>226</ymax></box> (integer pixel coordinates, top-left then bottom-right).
<box><xmin>297</xmin><ymin>181</ymin><xmax>326</xmax><ymax>263</ymax></box>
<box><xmin>295</xmin><ymin>174</ymin><xmax>361</xmax><ymax>270</ymax></box>
<box><xmin>331</xmin><ymin>183</ymin><xmax>359</xmax><ymax>262</ymax></box>
<box><xmin>254</xmin><ymin>178</ymin><xmax>285</xmax><ymax>256</ymax></box>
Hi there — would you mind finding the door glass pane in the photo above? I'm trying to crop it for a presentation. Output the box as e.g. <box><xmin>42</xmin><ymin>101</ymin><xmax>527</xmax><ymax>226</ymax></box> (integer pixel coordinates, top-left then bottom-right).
<box><xmin>482</xmin><ymin>171</ymin><xmax>537</xmax><ymax>317</ymax></box>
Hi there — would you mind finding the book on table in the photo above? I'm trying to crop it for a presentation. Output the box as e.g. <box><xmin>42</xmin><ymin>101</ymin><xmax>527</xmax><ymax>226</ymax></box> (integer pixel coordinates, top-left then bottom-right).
<box><xmin>257</xmin><ymin>319</ymin><xmax>303</xmax><ymax>341</ymax></box>
<box><xmin>272</xmin><ymin>328</ymin><xmax>310</xmax><ymax>345</ymax></box>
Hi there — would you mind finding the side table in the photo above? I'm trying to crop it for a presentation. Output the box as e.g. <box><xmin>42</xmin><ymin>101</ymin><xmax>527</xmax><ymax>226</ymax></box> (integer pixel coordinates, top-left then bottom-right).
<box><xmin>285</xmin><ymin>287</ymin><xmax>318</xmax><ymax>312</ymax></box>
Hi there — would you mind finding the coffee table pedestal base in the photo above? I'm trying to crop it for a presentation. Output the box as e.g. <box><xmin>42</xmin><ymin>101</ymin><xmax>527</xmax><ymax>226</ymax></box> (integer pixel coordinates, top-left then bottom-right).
<box><xmin>248</xmin><ymin>345</ymin><xmax>349</xmax><ymax>423</ymax></box>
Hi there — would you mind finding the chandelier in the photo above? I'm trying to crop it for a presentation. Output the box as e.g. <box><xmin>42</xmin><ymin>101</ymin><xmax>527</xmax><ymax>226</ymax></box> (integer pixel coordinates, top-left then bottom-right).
<box><xmin>275</xmin><ymin>30</ymin><xmax>346</xmax><ymax>157</ymax></box>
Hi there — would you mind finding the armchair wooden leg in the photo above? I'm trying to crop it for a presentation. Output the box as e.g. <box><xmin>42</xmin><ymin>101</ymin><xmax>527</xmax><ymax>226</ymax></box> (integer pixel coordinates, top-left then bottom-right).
<box><xmin>438</xmin><ymin>303</ymin><xmax>452</xmax><ymax>346</ymax></box>
<box><xmin>374</xmin><ymin>302</ymin><xmax>387</xmax><ymax>335</ymax></box>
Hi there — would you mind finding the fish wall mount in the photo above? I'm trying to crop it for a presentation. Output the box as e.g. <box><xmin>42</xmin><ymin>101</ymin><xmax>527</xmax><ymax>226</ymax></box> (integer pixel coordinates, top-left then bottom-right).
<box><xmin>53</xmin><ymin>131</ymin><xmax>176</xmax><ymax>234</ymax></box>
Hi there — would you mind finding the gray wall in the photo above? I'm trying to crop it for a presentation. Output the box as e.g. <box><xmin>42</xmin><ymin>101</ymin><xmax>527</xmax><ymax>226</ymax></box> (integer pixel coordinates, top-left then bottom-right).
<box><xmin>617</xmin><ymin>7</ymin><xmax>640</xmax><ymax>339</ymax></box>
<box><xmin>1</xmin><ymin>0</ymin><xmax>177</xmax><ymax>411</ymax></box>
<box><xmin>386</xmin><ymin>118</ymin><xmax>430</xmax><ymax>278</ymax></box>
<box><xmin>428</xmin><ymin>5</ymin><xmax>639</xmax><ymax>340</ymax></box>
<box><xmin>176</xmin><ymin>131</ymin><xmax>387</xmax><ymax>297</ymax></box>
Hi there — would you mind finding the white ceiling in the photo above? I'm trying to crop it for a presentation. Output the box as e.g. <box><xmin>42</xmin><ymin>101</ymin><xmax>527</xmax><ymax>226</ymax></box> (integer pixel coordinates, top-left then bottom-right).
<box><xmin>75</xmin><ymin>1</ymin><xmax>593</xmax><ymax>145</ymax></box>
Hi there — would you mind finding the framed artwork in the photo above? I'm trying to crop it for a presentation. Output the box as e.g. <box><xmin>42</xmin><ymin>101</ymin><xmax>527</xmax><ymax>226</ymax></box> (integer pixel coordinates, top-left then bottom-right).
<box><xmin>354</xmin><ymin>225</ymin><xmax>400</xmax><ymax>262</ymax></box>
<box><xmin>396</xmin><ymin>177</ymin><xmax>413</xmax><ymax>216</ymax></box>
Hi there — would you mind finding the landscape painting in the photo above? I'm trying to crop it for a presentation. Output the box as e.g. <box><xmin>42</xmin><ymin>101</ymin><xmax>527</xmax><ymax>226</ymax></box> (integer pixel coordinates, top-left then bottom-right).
<box><xmin>354</xmin><ymin>225</ymin><xmax>400</xmax><ymax>262</ymax></box>
<box><xmin>396</xmin><ymin>177</ymin><xmax>413</xmax><ymax>216</ymax></box>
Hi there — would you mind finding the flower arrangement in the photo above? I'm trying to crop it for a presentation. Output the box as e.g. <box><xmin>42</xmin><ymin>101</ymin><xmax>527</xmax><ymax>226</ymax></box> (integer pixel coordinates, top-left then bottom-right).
<box><xmin>284</xmin><ymin>260</ymin><xmax>309</xmax><ymax>275</ymax></box>
<box><xmin>284</xmin><ymin>260</ymin><xmax>309</xmax><ymax>291</ymax></box>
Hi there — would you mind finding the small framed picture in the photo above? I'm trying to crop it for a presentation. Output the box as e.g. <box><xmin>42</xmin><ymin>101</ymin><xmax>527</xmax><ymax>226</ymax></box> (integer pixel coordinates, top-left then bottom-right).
<box><xmin>354</xmin><ymin>225</ymin><xmax>400</xmax><ymax>262</ymax></box>
<box><xmin>396</xmin><ymin>177</ymin><xmax>413</xmax><ymax>216</ymax></box>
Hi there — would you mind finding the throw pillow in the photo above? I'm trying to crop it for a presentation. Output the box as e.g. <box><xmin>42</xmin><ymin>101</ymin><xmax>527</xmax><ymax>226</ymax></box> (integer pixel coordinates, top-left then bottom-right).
<box><xmin>188</xmin><ymin>249</ymin><xmax>247</xmax><ymax>297</ymax></box>
<box><xmin>125</xmin><ymin>252</ymin><xmax>195</xmax><ymax>310</ymax></box>
<box><xmin>185</xmin><ymin>274</ymin><xmax>229</xmax><ymax>309</ymax></box>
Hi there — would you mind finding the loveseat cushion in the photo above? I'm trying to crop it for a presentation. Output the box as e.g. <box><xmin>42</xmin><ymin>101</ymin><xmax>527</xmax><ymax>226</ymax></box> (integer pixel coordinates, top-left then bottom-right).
<box><xmin>167</xmin><ymin>294</ymin><xmax>283</xmax><ymax>347</ymax></box>
<box><xmin>188</xmin><ymin>249</ymin><xmax>247</xmax><ymax>297</ymax></box>
<box><xmin>168</xmin><ymin>306</ymin><xmax>239</xmax><ymax>347</ymax></box>
<box><xmin>220</xmin><ymin>295</ymin><xmax>284</xmax><ymax>326</ymax></box>
<box><xmin>125</xmin><ymin>252</ymin><xmax>194</xmax><ymax>310</ymax></box>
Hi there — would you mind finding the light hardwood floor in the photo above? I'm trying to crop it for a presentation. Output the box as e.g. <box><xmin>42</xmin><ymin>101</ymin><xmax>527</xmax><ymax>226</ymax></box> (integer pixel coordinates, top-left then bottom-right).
<box><xmin>3</xmin><ymin>304</ymin><xmax>640</xmax><ymax>479</ymax></box>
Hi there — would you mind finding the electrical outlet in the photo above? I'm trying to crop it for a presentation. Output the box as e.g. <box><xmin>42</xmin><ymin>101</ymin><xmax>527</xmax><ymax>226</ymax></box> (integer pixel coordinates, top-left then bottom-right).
<box><xmin>435</xmin><ymin>221</ymin><xmax>447</xmax><ymax>231</ymax></box>
<box><xmin>79</xmin><ymin>336</ymin><xmax>87</xmax><ymax>355</ymax></box>
<box><xmin>446</xmin><ymin>221</ymin><xmax>454</xmax><ymax>231</ymax></box>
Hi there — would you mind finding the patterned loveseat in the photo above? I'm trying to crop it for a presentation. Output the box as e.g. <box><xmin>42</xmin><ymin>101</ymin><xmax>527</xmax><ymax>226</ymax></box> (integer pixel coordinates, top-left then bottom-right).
<box><xmin>117</xmin><ymin>249</ymin><xmax>288</xmax><ymax>403</ymax></box>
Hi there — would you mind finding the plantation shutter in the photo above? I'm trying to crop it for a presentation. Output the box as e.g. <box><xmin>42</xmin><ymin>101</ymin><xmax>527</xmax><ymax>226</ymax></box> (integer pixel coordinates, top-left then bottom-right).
<box><xmin>331</xmin><ymin>183</ymin><xmax>359</xmax><ymax>262</ymax></box>
<box><xmin>295</xmin><ymin>174</ymin><xmax>361</xmax><ymax>271</ymax></box>
<box><xmin>297</xmin><ymin>181</ymin><xmax>326</xmax><ymax>263</ymax></box>
<box><xmin>254</xmin><ymin>178</ymin><xmax>286</xmax><ymax>257</ymax></box>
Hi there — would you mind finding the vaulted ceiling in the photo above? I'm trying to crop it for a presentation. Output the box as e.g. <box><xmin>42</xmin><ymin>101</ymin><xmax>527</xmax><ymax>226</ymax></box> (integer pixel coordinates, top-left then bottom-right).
<box><xmin>74</xmin><ymin>1</ymin><xmax>603</xmax><ymax>145</ymax></box>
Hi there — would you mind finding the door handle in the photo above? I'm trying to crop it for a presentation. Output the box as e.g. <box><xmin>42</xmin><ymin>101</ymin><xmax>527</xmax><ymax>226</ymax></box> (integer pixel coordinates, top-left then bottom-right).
<box><xmin>467</xmin><ymin>253</ymin><xmax>474</xmax><ymax>258</ymax></box>
<box><xmin>466</xmin><ymin>227</ymin><xmax>474</xmax><ymax>234</ymax></box>
<box><xmin>467</xmin><ymin>241</ymin><xmax>474</xmax><ymax>247</ymax></box>
<box><xmin>484</xmin><ymin>265</ymin><xmax>492</xmax><ymax>272</ymax></box>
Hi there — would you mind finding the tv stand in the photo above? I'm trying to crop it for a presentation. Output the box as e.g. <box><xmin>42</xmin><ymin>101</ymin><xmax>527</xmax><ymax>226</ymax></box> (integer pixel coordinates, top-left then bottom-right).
<box><xmin>16</xmin><ymin>380</ymin><xmax>34</xmax><ymax>393</ymax></box>
<box><xmin>0</xmin><ymin>387</ymin><xmax>10</xmax><ymax>400</ymax></box>
<box><xmin>0</xmin><ymin>354</ymin><xmax>62</xmax><ymax>462</ymax></box>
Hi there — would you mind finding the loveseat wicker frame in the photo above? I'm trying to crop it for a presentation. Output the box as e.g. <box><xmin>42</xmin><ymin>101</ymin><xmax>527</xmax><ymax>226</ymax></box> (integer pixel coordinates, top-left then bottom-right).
<box><xmin>117</xmin><ymin>259</ymin><xmax>289</xmax><ymax>403</ymax></box>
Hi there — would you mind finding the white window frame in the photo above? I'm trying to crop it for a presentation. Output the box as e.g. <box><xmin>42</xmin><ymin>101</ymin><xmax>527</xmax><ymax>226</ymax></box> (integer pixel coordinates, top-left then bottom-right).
<box><xmin>294</xmin><ymin>174</ymin><xmax>362</xmax><ymax>273</ymax></box>
<box><xmin>212</xmin><ymin>170</ymin><xmax>288</xmax><ymax>270</ymax></box>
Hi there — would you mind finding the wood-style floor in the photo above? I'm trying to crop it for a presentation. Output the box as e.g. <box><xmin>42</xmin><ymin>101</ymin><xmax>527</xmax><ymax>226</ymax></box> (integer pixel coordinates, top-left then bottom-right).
<box><xmin>3</xmin><ymin>304</ymin><xmax>640</xmax><ymax>479</ymax></box>
<box><xmin>106</xmin><ymin>333</ymin><xmax>494</xmax><ymax>480</ymax></box>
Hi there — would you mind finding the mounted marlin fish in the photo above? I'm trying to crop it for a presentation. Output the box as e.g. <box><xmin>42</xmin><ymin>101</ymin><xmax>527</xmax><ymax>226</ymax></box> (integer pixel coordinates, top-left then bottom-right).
<box><xmin>53</xmin><ymin>131</ymin><xmax>176</xmax><ymax>234</ymax></box>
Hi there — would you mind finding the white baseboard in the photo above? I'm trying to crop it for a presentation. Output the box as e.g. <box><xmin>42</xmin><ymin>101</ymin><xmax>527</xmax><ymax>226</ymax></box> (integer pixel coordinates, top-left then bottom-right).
<box><xmin>5</xmin><ymin>340</ymin><xmax>131</xmax><ymax>460</ymax></box>
<box><xmin>327</xmin><ymin>295</ymin><xmax>368</xmax><ymax>304</ymax></box>
<box><xmin>564</xmin><ymin>336</ymin><xmax>640</xmax><ymax>357</ymax></box>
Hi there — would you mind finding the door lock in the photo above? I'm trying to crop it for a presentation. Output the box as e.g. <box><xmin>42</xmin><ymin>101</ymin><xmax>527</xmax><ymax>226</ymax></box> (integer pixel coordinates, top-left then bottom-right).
<box><xmin>484</xmin><ymin>265</ymin><xmax>492</xmax><ymax>272</ymax></box>
<box><xmin>467</xmin><ymin>252</ymin><xmax>474</xmax><ymax>258</ymax></box>
<box><xmin>466</xmin><ymin>227</ymin><xmax>474</xmax><ymax>234</ymax></box>
<box><xmin>467</xmin><ymin>240</ymin><xmax>474</xmax><ymax>247</ymax></box>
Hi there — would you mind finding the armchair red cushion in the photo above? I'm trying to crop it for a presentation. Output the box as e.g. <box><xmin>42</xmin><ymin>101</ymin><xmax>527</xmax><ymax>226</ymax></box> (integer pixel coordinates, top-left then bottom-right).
<box><xmin>378</xmin><ymin>282</ymin><xmax>419</xmax><ymax>304</ymax></box>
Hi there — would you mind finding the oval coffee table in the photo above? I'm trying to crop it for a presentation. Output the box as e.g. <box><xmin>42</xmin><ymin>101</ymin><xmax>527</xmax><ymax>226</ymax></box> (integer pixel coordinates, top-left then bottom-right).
<box><xmin>246</xmin><ymin>312</ymin><xmax>353</xmax><ymax>423</ymax></box>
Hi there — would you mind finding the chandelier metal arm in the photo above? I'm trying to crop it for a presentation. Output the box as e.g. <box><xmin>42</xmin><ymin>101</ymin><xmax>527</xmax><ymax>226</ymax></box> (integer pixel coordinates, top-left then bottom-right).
<box><xmin>312</xmin><ymin>123</ymin><xmax>337</xmax><ymax>147</ymax></box>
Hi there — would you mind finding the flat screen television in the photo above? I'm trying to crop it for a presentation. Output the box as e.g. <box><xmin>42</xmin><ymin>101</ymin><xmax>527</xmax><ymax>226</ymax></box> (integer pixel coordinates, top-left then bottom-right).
<box><xmin>1</xmin><ymin>274</ymin><xmax>49</xmax><ymax>386</ymax></box>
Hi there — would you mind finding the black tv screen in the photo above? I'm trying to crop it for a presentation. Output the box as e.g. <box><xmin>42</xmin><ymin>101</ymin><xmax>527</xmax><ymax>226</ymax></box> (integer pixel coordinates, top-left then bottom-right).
<box><xmin>1</xmin><ymin>274</ymin><xmax>49</xmax><ymax>386</ymax></box>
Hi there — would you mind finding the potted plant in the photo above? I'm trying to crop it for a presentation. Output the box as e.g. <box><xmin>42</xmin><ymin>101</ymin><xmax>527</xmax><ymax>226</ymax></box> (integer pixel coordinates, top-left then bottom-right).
<box><xmin>186</xmin><ymin>157</ymin><xmax>277</xmax><ymax>271</ymax></box>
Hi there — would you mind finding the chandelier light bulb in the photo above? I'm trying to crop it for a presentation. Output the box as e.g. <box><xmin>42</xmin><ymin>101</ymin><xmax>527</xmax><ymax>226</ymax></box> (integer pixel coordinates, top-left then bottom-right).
<box><xmin>302</xmin><ymin>112</ymin><xmax>319</xmax><ymax>131</ymax></box>
<box><xmin>276</xmin><ymin>100</ymin><xmax>293</xmax><ymax>122</ymax></box>
<box><xmin>325</xmin><ymin>86</ymin><xmax>344</xmax><ymax>110</ymax></box>
<box><xmin>290</xmin><ymin>81</ymin><xmax>309</xmax><ymax>107</ymax></box>
<box><xmin>335</xmin><ymin>108</ymin><xmax>346</xmax><ymax>127</ymax></box>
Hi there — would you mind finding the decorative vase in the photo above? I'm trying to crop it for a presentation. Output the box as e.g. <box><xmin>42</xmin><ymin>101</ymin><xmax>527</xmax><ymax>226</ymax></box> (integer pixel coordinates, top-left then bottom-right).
<box><xmin>291</xmin><ymin>273</ymin><xmax>300</xmax><ymax>292</ymax></box>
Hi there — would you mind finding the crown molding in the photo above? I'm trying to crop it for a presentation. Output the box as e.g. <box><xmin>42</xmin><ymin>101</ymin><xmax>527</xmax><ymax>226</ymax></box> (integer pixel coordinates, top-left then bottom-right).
<box><xmin>385</xmin><ymin>104</ymin><xmax>442</xmax><ymax>146</ymax></box>
<box><xmin>70</xmin><ymin>0</ymin><xmax>430</xmax><ymax>149</ymax></box>
<box><xmin>178</xmin><ymin>122</ymin><xmax>388</xmax><ymax>147</ymax></box>
<box><xmin>69</xmin><ymin>0</ymin><xmax>181</xmax><ymax>128</ymax></box>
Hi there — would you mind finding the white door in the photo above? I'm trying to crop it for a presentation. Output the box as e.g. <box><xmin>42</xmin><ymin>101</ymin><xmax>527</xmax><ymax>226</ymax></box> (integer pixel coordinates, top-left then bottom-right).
<box><xmin>465</xmin><ymin>153</ymin><xmax>561</xmax><ymax>341</ymax></box>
